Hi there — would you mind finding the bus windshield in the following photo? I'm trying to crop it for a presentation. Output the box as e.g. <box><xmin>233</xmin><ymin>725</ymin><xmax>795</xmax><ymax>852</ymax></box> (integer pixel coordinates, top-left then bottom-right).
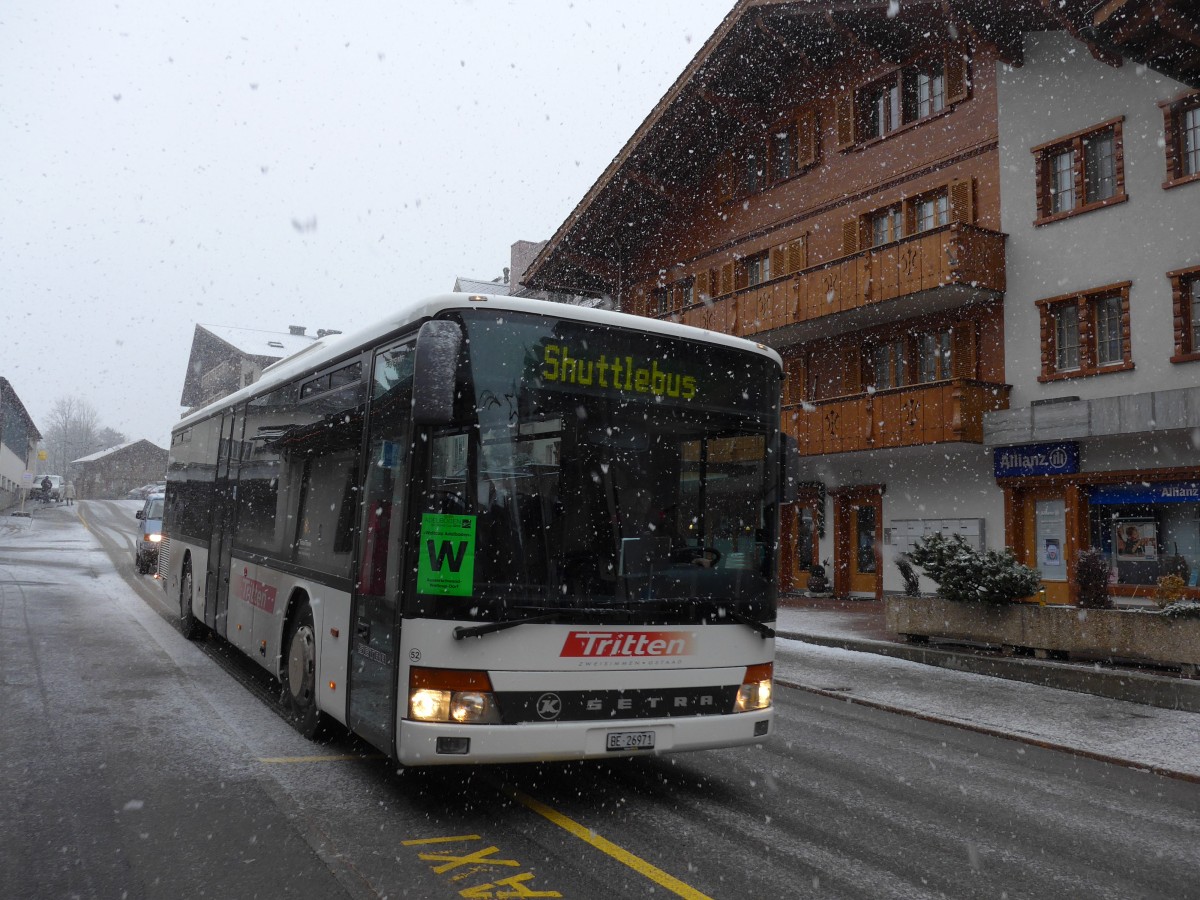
<box><xmin>414</xmin><ymin>309</ymin><xmax>780</xmax><ymax>624</ymax></box>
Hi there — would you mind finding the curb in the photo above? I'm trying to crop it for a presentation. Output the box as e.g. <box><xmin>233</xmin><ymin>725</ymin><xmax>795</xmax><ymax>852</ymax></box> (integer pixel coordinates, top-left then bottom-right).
<box><xmin>777</xmin><ymin>630</ymin><xmax>1200</xmax><ymax>714</ymax></box>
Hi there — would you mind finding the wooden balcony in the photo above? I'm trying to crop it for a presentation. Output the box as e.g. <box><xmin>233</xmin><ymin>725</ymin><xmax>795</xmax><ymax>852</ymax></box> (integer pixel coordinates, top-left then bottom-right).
<box><xmin>784</xmin><ymin>379</ymin><xmax>1011</xmax><ymax>456</ymax></box>
<box><xmin>678</xmin><ymin>223</ymin><xmax>1006</xmax><ymax>343</ymax></box>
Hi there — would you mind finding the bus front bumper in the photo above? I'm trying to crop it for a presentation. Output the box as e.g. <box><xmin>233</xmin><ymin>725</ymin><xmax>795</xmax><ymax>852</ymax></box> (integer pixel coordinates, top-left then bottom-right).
<box><xmin>396</xmin><ymin>709</ymin><xmax>773</xmax><ymax>767</ymax></box>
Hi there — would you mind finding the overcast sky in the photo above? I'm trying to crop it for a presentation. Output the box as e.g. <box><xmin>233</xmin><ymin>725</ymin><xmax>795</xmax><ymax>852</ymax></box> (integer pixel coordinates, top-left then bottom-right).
<box><xmin>2</xmin><ymin>0</ymin><xmax>733</xmax><ymax>448</ymax></box>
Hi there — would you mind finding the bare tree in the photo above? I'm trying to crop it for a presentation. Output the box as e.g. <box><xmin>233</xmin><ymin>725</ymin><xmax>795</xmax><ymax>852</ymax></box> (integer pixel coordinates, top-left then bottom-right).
<box><xmin>42</xmin><ymin>397</ymin><xmax>125</xmax><ymax>475</ymax></box>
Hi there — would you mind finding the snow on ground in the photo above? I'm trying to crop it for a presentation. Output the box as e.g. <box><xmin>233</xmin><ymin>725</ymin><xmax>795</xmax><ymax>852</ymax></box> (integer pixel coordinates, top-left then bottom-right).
<box><xmin>774</xmin><ymin>638</ymin><xmax>1200</xmax><ymax>780</ymax></box>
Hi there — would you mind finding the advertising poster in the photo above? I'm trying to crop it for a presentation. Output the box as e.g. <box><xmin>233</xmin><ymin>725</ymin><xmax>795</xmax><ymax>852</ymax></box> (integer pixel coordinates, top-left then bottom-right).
<box><xmin>1114</xmin><ymin>519</ymin><xmax>1157</xmax><ymax>561</ymax></box>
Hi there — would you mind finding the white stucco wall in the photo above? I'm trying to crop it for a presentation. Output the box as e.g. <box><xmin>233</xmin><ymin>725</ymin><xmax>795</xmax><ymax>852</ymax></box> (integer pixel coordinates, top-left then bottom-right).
<box><xmin>997</xmin><ymin>32</ymin><xmax>1200</xmax><ymax>408</ymax></box>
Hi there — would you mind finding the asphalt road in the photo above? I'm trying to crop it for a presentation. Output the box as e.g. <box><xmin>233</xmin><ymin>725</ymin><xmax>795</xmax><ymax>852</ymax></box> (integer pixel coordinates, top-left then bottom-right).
<box><xmin>1</xmin><ymin>501</ymin><xmax>1197</xmax><ymax>900</ymax></box>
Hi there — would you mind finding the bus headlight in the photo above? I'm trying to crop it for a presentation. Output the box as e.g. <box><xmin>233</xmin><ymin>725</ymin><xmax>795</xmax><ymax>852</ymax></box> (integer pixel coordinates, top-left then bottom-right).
<box><xmin>408</xmin><ymin>667</ymin><xmax>501</xmax><ymax>724</ymax></box>
<box><xmin>735</xmin><ymin>662</ymin><xmax>773</xmax><ymax>712</ymax></box>
<box><xmin>147</xmin><ymin>533</ymin><xmax>163</xmax><ymax>543</ymax></box>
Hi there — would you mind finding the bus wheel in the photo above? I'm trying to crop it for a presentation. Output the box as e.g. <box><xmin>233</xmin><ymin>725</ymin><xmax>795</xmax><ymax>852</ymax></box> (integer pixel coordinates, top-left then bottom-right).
<box><xmin>179</xmin><ymin>564</ymin><xmax>200</xmax><ymax>640</ymax></box>
<box><xmin>281</xmin><ymin>601</ymin><xmax>322</xmax><ymax>738</ymax></box>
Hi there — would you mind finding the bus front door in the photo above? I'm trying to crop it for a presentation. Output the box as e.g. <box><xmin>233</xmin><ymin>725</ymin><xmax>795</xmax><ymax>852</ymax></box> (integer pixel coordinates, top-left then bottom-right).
<box><xmin>348</xmin><ymin>340</ymin><xmax>414</xmax><ymax>754</ymax></box>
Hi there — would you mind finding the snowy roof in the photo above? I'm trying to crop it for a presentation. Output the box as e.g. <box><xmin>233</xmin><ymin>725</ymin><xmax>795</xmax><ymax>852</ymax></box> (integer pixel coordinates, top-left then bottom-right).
<box><xmin>199</xmin><ymin>324</ymin><xmax>318</xmax><ymax>359</ymax></box>
<box><xmin>71</xmin><ymin>440</ymin><xmax>140</xmax><ymax>464</ymax></box>
<box><xmin>453</xmin><ymin>277</ymin><xmax>510</xmax><ymax>296</ymax></box>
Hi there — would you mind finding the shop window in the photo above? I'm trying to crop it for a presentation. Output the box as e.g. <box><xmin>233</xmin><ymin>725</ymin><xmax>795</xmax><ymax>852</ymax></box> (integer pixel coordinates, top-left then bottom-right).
<box><xmin>1160</xmin><ymin>91</ymin><xmax>1200</xmax><ymax>189</ymax></box>
<box><xmin>1088</xmin><ymin>483</ymin><xmax>1200</xmax><ymax>590</ymax></box>
<box><xmin>1038</xmin><ymin>283</ymin><xmax>1132</xmax><ymax>381</ymax></box>
<box><xmin>1169</xmin><ymin>265</ymin><xmax>1200</xmax><ymax>363</ymax></box>
<box><xmin>1033</xmin><ymin>118</ymin><xmax>1127</xmax><ymax>224</ymax></box>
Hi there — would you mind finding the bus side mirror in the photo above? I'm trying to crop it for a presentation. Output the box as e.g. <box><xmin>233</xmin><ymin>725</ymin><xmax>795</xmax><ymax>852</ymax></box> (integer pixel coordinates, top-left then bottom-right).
<box><xmin>780</xmin><ymin>433</ymin><xmax>802</xmax><ymax>504</ymax></box>
<box><xmin>412</xmin><ymin>319</ymin><xmax>463</xmax><ymax>426</ymax></box>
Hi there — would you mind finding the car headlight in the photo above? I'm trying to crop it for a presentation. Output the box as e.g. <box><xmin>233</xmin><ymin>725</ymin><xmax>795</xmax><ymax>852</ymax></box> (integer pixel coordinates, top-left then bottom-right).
<box><xmin>146</xmin><ymin>533</ymin><xmax>163</xmax><ymax>543</ymax></box>
<box><xmin>408</xmin><ymin>667</ymin><xmax>501</xmax><ymax>724</ymax></box>
<box><xmin>735</xmin><ymin>662</ymin><xmax>773</xmax><ymax>712</ymax></box>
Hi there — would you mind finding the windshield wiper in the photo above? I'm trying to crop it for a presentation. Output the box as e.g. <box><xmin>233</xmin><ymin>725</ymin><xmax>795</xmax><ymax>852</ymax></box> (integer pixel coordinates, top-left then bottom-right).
<box><xmin>452</xmin><ymin>607</ymin><xmax>633</xmax><ymax>640</ymax></box>
<box><xmin>727</xmin><ymin>611</ymin><xmax>775</xmax><ymax>639</ymax></box>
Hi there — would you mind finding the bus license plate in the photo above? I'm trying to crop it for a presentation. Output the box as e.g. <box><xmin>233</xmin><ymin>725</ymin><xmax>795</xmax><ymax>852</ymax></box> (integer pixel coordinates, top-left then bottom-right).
<box><xmin>606</xmin><ymin>730</ymin><xmax>655</xmax><ymax>751</ymax></box>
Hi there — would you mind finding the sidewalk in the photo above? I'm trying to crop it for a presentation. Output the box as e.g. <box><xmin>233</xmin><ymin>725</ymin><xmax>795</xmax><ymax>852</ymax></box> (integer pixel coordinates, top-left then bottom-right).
<box><xmin>776</xmin><ymin>595</ymin><xmax>1200</xmax><ymax>714</ymax></box>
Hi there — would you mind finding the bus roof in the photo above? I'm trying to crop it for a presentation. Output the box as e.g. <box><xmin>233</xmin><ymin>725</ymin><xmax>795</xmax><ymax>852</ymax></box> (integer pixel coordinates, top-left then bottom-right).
<box><xmin>175</xmin><ymin>293</ymin><xmax>782</xmax><ymax>432</ymax></box>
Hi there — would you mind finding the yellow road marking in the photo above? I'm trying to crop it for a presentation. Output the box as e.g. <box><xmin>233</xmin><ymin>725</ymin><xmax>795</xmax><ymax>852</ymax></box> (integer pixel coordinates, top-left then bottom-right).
<box><xmin>402</xmin><ymin>835</ymin><xmax>483</xmax><ymax>846</ymax></box>
<box><xmin>500</xmin><ymin>784</ymin><xmax>713</xmax><ymax>900</ymax></box>
<box><xmin>256</xmin><ymin>754</ymin><xmax>383</xmax><ymax>764</ymax></box>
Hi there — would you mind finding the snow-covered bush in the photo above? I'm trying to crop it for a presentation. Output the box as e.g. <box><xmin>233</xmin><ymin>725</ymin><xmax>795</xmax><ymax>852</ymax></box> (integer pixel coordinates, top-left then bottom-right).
<box><xmin>1160</xmin><ymin>600</ymin><xmax>1200</xmax><ymax>620</ymax></box>
<box><xmin>906</xmin><ymin>532</ymin><xmax>1041</xmax><ymax>605</ymax></box>
<box><xmin>895</xmin><ymin>555</ymin><xmax>922</xmax><ymax>596</ymax></box>
<box><xmin>1075</xmin><ymin>549</ymin><xmax>1113</xmax><ymax>609</ymax></box>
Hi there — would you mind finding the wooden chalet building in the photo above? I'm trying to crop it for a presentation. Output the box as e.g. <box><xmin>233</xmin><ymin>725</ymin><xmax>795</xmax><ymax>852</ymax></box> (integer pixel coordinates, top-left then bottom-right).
<box><xmin>524</xmin><ymin>0</ymin><xmax>1200</xmax><ymax>601</ymax></box>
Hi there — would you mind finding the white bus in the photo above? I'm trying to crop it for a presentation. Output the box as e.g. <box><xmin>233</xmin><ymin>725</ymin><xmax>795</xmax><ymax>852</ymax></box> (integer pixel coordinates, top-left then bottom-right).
<box><xmin>164</xmin><ymin>294</ymin><xmax>784</xmax><ymax>765</ymax></box>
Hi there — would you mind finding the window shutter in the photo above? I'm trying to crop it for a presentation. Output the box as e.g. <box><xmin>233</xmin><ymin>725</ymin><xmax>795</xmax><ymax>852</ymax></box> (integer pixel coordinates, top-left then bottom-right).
<box><xmin>787</xmin><ymin>237</ymin><xmax>807</xmax><ymax>273</ymax></box>
<box><xmin>1162</xmin><ymin>103</ymin><xmax>1180</xmax><ymax>181</ymax></box>
<box><xmin>951</xmin><ymin>321</ymin><xmax>977</xmax><ymax>379</ymax></box>
<box><xmin>694</xmin><ymin>270</ymin><xmax>710</xmax><ymax>302</ymax></box>
<box><xmin>842</xmin><ymin>219</ymin><xmax>860</xmax><ymax>256</ymax></box>
<box><xmin>771</xmin><ymin>244</ymin><xmax>788</xmax><ymax>277</ymax></box>
<box><xmin>945</xmin><ymin>52</ymin><xmax>969</xmax><ymax>105</ymax></box>
<box><xmin>720</xmin><ymin>261</ymin><xmax>735</xmax><ymax>296</ymax></box>
<box><xmin>734</xmin><ymin>260</ymin><xmax>749</xmax><ymax>291</ymax></box>
<box><xmin>844</xmin><ymin>348</ymin><xmax>862</xmax><ymax>394</ymax></box>
<box><xmin>796</xmin><ymin>107</ymin><xmax>819</xmax><ymax>169</ymax></box>
<box><xmin>835</xmin><ymin>92</ymin><xmax>856</xmax><ymax>149</ymax></box>
<box><xmin>1033</xmin><ymin>150</ymin><xmax>1049</xmax><ymax>220</ymax></box>
<box><xmin>716</xmin><ymin>152</ymin><xmax>736</xmax><ymax>205</ymax></box>
<box><xmin>949</xmin><ymin>178</ymin><xmax>974</xmax><ymax>224</ymax></box>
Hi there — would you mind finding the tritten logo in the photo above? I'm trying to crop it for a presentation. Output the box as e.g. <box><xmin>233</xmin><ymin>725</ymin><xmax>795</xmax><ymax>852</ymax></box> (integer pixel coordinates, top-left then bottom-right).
<box><xmin>561</xmin><ymin>631</ymin><xmax>695</xmax><ymax>658</ymax></box>
<box><xmin>238</xmin><ymin>573</ymin><xmax>277</xmax><ymax>613</ymax></box>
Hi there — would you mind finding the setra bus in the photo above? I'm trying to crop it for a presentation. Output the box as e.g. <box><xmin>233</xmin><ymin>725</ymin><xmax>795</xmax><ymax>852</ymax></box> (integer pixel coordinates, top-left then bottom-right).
<box><xmin>164</xmin><ymin>294</ymin><xmax>785</xmax><ymax>765</ymax></box>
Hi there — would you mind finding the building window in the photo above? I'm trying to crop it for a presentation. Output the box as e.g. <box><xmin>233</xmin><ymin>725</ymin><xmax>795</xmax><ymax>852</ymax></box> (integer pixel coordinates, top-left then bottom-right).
<box><xmin>1053</xmin><ymin>305</ymin><xmax>1081</xmax><ymax>372</ymax></box>
<box><xmin>743</xmin><ymin>251</ymin><xmax>771</xmax><ymax>287</ymax></box>
<box><xmin>769</xmin><ymin>126</ymin><xmax>795</xmax><ymax>184</ymax></box>
<box><xmin>916</xmin><ymin>330</ymin><xmax>952</xmax><ymax>383</ymax></box>
<box><xmin>871</xmin><ymin>206</ymin><xmax>904</xmax><ymax>246</ymax></box>
<box><xmin>1038</xmin><ymin>283</ymin><xmax>1133</xmax><ymax>380</ymax></box>
<box><xmin>865</xmin><ymin>79</ymin><xmax>901</xmax><ymax>139</ymax></box>
<box><xmin>1161</xmin><ymin>91</ymin><xmax>1200</xmax><ymax>188</ymax></box>
<box><xmin>869</xmin><ymin>340</ymin><xmax>908</xmax><ymax>389</ymax></box>
<box><xmin>913</xmin><ymin>193</ymin><xmax>949</xmax><ymax>232</ymax></box>
<box><xmin>1170</xmin><ymin>265</ymin><xmax>1200</xmax><ymax>362</ymax></box>
<box><xmin>858</xmin><ymin>56</ymin><xmax>954</xmax><ymax>143</ymax></box>
<box><xmin>1033</xmin><ymin>118</ymin><xmax>1126</xmax><ymax>224</ymax></box>
<box><xmin>909</xmin><ymin>60</ymin><xmax>946</xmax><ymax>120</ymax></box>
<box><xmin>743</xmin><ymin>148</ymin><xmax>764</xmax><ymax>196</ymax></box>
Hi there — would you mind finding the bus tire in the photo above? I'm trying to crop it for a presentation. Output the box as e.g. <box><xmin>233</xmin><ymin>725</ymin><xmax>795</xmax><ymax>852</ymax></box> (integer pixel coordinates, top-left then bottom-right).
<box><xmin>281</xmin><ymin>600</ymin><xmax>322</xmax><ymax>739</ymax></box>
<box><xmin>179</xmin><ymin>562</ymin><xmax>200</xmax><ymax>640</ymax></box>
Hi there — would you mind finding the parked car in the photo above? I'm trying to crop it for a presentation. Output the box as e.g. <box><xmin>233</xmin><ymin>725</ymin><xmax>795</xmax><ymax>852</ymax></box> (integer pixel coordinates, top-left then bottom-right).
<box><xmin>134</xmin><ymin>493</ymin><xmax>165</xmax><ymax>574</ymax></box>
<box><xmin>127</xmin><ymin>482</ymin><xmax>166</xmax><ymax>501</ymax></box>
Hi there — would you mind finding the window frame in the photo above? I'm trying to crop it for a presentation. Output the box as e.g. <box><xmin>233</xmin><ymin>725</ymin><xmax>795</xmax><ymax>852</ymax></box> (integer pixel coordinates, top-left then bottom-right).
<box><xmin>1032</xmin><ymin>117</ymin><xmax>1127</xmax><ymax>226</ymax></box>
<box><xmin>1160</xmin><ymin>91</ymin><xmax>1200</xmax><ymax>189</ymax></box>
<box><xmin>1037</xmin><ymin>282</ymin><xmax>1133</xmax><ymax>381</ymax></box>
<box><xmin>1169</xmin><ymin>264</ymin><xmax>1200</xmax><ymax>363</ymax></box>
<box><xmin>842</xmin><ymin>52</ymin><xmax>964</xmax><ymax>150</ymax></box>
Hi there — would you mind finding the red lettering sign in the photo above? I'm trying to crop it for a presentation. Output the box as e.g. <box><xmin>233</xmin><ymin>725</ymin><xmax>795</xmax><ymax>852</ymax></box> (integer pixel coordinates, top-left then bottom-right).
<box><xmin>560</xmin><ymin>630</ymin><xmax>695</xmax><ymax>658</ymax></box>
<box><xmin>239</xmin><ymin>575</ymin><xmax>277</xmax><ymax>613</ymax></box>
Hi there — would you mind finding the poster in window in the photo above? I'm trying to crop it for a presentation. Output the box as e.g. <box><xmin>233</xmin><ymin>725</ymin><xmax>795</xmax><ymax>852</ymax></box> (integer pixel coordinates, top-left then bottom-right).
<box><xmin>1113</xmin><ymin>519</ymin><xmax>1157</xmax><ymax>561</ymax></box>
<box><xmin>1042</xmin><ymin>538</ymin><xmax>1062</xmax><ymax>567</ymax></box>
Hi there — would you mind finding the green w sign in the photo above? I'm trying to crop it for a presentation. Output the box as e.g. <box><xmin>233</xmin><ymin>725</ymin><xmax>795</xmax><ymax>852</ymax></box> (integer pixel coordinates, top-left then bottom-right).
<box><xmin>417</xmin><ymin>514</ymin><xmax>476</xmax><ymax>596</ymax></box>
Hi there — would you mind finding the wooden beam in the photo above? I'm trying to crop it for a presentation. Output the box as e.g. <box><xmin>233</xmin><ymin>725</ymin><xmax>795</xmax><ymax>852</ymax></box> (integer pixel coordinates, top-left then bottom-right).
<box><xmin>1040</xmin><ymin>0</ymin><xmax>1125</xmax><ymax>67</ymax></box>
